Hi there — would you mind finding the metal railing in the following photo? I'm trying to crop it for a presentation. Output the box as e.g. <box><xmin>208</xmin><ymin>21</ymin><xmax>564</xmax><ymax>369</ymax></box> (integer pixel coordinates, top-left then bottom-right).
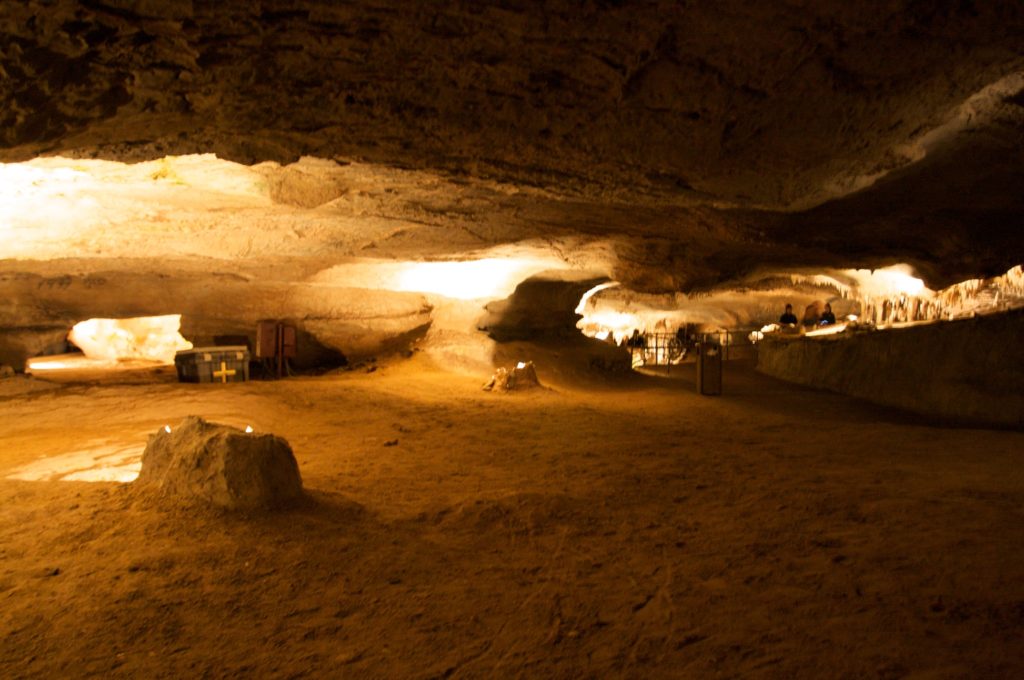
<box><xmin>627</xmin><ymin>333</ymin><xmax>687</xmax><ymax>371</ymax></box>
<box><xmin>696</xmin><ymin>329</ymin><xmax>759</xmax><ymax>361</ymax></box>
<box><xmin>628</xmin><ymin>329</ymin><xmax>759</xmax><ymax>370</ymax></box>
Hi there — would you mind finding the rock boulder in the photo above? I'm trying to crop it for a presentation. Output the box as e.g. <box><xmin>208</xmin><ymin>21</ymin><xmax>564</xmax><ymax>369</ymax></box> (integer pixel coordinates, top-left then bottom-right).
<box><xmin>136</xmin><ymin>416</ymin><xmax>303</xmax><ymax>510</ymax></box>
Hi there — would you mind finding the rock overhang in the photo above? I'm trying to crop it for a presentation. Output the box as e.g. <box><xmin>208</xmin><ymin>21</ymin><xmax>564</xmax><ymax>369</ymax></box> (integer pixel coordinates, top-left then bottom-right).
<box><xmin>1</xmin><ymin>0</ymin><xmax>1024</xmax><ymax>364</ymax></box>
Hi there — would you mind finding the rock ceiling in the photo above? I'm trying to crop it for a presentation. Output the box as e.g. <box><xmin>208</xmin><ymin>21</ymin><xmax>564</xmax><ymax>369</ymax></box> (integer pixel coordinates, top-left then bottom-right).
<box><xmin>1</xmin><ymin>0</ymin><xmax>1023</xmax><ymax>290</ymax></box>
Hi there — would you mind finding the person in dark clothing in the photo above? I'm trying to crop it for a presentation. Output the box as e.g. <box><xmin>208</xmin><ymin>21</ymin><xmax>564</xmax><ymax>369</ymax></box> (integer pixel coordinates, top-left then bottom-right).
<box><xmin>820</xmin><ymin>303</ymin><xmax>837</xmax><ymax>325</ymax></box>
<box><xmin>779</xmin><ymin>304</ymin><xmax>798</xmax><ymax>325</ymax></box>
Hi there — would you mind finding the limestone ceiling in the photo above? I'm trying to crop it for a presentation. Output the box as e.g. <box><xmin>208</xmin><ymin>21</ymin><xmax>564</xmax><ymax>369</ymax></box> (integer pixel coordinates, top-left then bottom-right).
<box><xmin>2</xmin><ymin>0</ymin><xmax>1023</xmax><ymax>289</ymax></box>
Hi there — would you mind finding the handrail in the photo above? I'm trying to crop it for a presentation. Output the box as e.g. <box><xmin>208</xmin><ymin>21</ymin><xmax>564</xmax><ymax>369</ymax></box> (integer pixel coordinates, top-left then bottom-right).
<box><xmin>627</xmin><ymin>329</ymin><xmax>761</xmax><ymax>368</ymax></box>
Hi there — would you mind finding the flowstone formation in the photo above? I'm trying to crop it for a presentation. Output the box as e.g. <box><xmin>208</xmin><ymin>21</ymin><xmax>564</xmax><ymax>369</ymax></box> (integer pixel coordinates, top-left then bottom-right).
<box><xmin>135</xmin><ymin>416</ymin><xmax>303</xmax><ymax>510</ymax></box>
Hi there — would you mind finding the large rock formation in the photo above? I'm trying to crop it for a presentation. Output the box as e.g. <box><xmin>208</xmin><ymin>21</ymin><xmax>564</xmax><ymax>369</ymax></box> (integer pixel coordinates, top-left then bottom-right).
<box><xmin>0</xmin><ymin>267</ymin><xmax>433</xmax><ymax>367</ymax></box>
<box><xmin>2</xmin><ymin>2</ymin><xmax>1022</xmax><ymax>209</ymax></box>
<box><xmin>1</xmin><ymin>2</ymin><xmax>1023</xmax><ymax>282</ymax></box>
<box><xmin>0</xmin><ymin>2</ymin><xmax>1022</xmax><ymax>375</ymax></box>
<box><xmin>135</xmin><ymin>416</ymin><xmax>304</xmax><ymax>510</ymax></box>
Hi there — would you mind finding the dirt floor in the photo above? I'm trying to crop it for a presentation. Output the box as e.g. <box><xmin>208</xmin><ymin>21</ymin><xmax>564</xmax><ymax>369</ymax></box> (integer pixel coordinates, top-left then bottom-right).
<box><xmin>1</xmin><ymin>349</ymin><xmax>1022</xmax><ymax>679</ymax></box>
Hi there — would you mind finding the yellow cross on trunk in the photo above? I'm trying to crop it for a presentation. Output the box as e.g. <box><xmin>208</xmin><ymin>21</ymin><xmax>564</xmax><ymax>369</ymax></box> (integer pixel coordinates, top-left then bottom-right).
<box><xmin>212</xmin><ymin>361</ymin><xmax>236</xmax><ymax>383</ymax></box>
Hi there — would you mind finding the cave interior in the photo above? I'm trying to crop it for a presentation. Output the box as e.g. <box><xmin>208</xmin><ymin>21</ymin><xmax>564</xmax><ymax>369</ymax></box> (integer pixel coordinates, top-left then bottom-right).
<box><xmin>1</xmin><ymin>2</ymin><xmax>1023</xmax><ymax>677</ymax></box>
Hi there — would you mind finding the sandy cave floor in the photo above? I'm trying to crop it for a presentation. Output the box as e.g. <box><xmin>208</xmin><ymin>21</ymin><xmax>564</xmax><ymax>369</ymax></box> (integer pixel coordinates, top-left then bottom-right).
<box><xmin>0</xmin><ymin>353</ymin><xmax>1022</xmax><ymax>679</ymax></box>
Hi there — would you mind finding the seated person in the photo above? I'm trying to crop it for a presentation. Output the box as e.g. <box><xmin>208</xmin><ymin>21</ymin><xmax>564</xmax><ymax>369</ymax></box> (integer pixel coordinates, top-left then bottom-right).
<box><xmin>820</xmin><ymin>302</ymin><xmax>837</xmax><ymax>325</ymax></box>
<box><xmin>779</xmin><ymin>304</ymin><xmax>798</xmax><ymax>325</ymax></box>
<box><xmin>802</xmin><ymin>301</ymin><xmax>822</xmax><ymax>326</ymax></box>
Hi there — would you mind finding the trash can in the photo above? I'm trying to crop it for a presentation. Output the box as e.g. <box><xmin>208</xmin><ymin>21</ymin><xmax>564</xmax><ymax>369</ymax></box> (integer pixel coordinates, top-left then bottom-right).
<box><xmin>696</xmin><ymin>341</ymin><xmax>722</xmax><ymax>395</ymax></box>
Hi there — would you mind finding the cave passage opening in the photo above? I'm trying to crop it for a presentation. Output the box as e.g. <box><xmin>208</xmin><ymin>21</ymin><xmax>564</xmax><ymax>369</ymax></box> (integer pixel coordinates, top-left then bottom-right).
<box><xmin>572</xmin><ymin>264</ymin><xmax>1024</xmax><ymax>374</ymax></box>
<box><xmin>25</xmin><ymin>314</ymin><xmax>192</xmax><ymax>378</ymax></box>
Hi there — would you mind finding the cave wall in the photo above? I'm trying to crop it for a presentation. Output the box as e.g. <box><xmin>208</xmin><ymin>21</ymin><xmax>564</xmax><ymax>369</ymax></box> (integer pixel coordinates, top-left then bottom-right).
<box><xmin>0</xmin><ymin>270</ymin><xmax>432</xmax><ymax>368</ymax></box>
<box><xmin>2</xmin><ymin>3</ymin><xmax>1023</xmax><ymax>296</ymax></box>
<box><xmin>2</xmin><ymin>2</ymin><xmax>1023</xmax><ymax>369</ymax></box>
<box><xmin>756</xmin><ymin>311</ymin><xmax>1024</xmax><ymax>428</ymax></box>
<box><xmin>3</xmin><ymin>0</ymin><xmax>1023</xmax><ymax>213</ymax></box>
<box><xmin>480</xmin><ymin>276</ymin><xmax>605</xmax><ymax>341</ymax></box>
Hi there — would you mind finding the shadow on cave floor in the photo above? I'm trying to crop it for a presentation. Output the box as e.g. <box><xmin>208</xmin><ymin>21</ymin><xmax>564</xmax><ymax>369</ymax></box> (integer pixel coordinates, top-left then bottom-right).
<box><xmin>4</xmin><ymin>331</ymin><xmax>995</xmax><ymax>434</ymax></box>
<box><xmin>489</xmin><ymin>336</ymin><xmax>966</xmax><ymax>430</ymax></box>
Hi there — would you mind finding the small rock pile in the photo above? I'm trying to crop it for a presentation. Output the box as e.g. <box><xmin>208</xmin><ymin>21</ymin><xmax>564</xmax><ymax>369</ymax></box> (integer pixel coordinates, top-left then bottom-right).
<box><xmin>483</xmin><ymin>361</ymin><xmax>541</xmax><ymax>392</ymax></box>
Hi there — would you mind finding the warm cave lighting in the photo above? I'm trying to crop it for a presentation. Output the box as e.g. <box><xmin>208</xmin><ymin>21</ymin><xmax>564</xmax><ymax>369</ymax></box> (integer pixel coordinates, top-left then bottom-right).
<box><xmin>581</xmin><ymin>311</ymin><xmax>646</xmax><ymax>345</ymax></box>
<box><xmin>0</xmin><ymin>162</ymin><xmax>101</xmax><ymax>258</ymax></box>
<box><xmin>833</xmin><ymin>264</ymin><xmax>1023</xmax><ymax>327</ymax></box>
<box><xmin>245</xmin><ymin>425</ymin><xmax>254</xmax><ymax>433</ymax></box>
<box><xmin>575</xmin><ymin>282</ymin><xmax>621</xmax><ymax>315</ymax></box>
<box><xmin>576</xmin><ymin>263</ymin><xmax>1024</xmax><ymax>358</ymax></box>
<box><xmin>0</xmin><ymin>155</ymin><xmax>273</xmax><ymax>260</ymax></box>
<box><xmin>516</xmin><ymin>361</ymin><xmax>527</xmax><ymax>369</ymax></box>
<box><xmin>847</xmin><ymin>265</ymin><xmax>927</xmax><ymax>297</ymax></box>
<box><xmin>5</xmin><ymin>441</ymin><xmax>143</xmax><ymax>484</ymax></box>
<box><xmin>24</xmin><ymin>358</ymin><xmax>75</xmax><ymax>370</ymax></box>
<box><xmin>804</xmin><ymin>322</ymin><xmax>850</xmax><ymax>337</ymax></box>
<box><xmin>164</xmin><ymin>425</ymin><xmax>172</xmax><ymax>434</ymax></box>
<box><xmin>311</xmin><ymin>251</ymin><xmax>575</xmax><ymax>301</ymax></box>
<box><xmin>70</xmin><ymin>315</ymin><xmax>192</xmax><ymax>363</ymax></box>
<box><xmin>26</xmin><ymin>314</ymin><xmax>192</xmax><ymax>375</ymax></box>
<box><xmin>395</xmin><ymin>259</ymin><xmax>542</xmax><ymax>299</ymax></box>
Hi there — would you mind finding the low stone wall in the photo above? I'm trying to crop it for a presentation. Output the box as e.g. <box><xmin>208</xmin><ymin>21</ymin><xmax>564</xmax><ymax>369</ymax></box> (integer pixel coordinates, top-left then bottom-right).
<box><xmin>756</xmin><ymin>310</ymin><xmax>1024</xmax><ymax>428</ymax></box>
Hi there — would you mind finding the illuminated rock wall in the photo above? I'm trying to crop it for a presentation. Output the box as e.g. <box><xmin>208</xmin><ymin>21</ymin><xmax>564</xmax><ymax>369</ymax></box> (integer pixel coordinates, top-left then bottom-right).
<box><xmin>481</xmin><ymin>277</ymin><xmax>605</xmax><ymax>341</ymax></box>
<box><xmin>0</xmin><ymin>270</ymin><xmax>432</xmax><ymax>368</ymax></box>
<box><xmin>756</xmin><ymin>310</ymin><xmax>1024</xmax><ymax>428</ymax></box>
<box><xmin>1</xmin><ymin>4</ymin><xmax>1023</xmax><ymax>304</ymax></box>
<box><xmin>68</xmin><ymin>315</ymin><xmax>192</xmax><ymax>364</ymax></box>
